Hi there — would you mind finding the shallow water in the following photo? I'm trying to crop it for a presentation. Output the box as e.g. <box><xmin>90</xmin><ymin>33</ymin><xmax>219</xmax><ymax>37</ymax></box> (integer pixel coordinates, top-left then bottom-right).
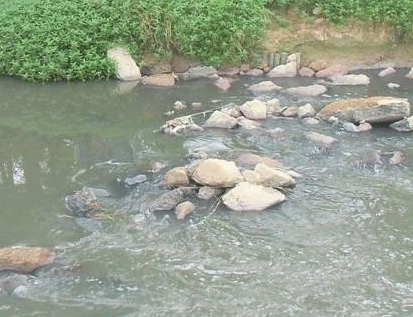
<box><xmin>1</xmin><ymin>69</ymin><xmax>413</xmax><ymax>316</ymax></box>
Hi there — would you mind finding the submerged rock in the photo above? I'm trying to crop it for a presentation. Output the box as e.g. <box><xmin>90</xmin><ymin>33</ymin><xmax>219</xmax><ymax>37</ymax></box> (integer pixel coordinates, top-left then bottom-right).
<box><xmin>247</xmin><ymin>81</ymin><xmax>282</xmax><ymax>92</ymax></box>
<box><xmin>317</xmin><ymin>96</ymin><xmax>410</xmax><ymax>124</ymax></box>
<box><xmin>390</xmin><ymin>151</ymin><xmax>406</xmax><ymax>164</ymax></box>
<box><xmin>222</xmin><ymin>182</ymin><xmax>286</xmax><ymax>211</ymax></box>
<box><xmin>149</xmin><ymin>187</ymin><xmax>195</xmax><ymax>212</ymax></box>
<box><xmin>175</xmin><ymin>201</ymin><xmax>195</xmax><ymax>220</ymax></box>
<box><xmin>124</xmin><ymin>174</ymin><xmax>147</xmax><ymax>187</ymax></box>
<box><xmin>0</xmin><ymin>247</ymin><xmax>55</xmax><ymax>273</ymax></box>
<box><xmin>65</xmin><ymin>187</ymin><xmax>101</xmax><ymax>217</ymax></box>
<box><xmin>305</xmin><ymin>131</ymin><xmax>338</xmax><ymax>148</ymax></box>
<box><xmin>390</xmin><ymin>116</ymin><xmax>413</xmax><ymax>132</ymax></box>
<box><xmin>191</xmin><ymin>158</ymin><xmax>244</xmax><ymax>188</ymax></box>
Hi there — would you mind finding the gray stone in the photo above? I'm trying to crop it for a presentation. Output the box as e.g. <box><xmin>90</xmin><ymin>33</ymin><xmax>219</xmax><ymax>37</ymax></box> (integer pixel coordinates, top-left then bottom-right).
<box><xmin>248</xmin><ymin>81</ymin><xmax>282</xmax><ymax>92</ymax></box>
<box><xmin>267</xmin><ymin>62</ymin><xmax>297</xmax><ymax>78</ymax></box>
<box><xmin>266</xmin><ymin>98</ymin><xmax>285</xmax><ymax>115</ymax></box>
<box><xmin>175</xmin><ymin>201</ymin><xmax>195</xmax><ymax>220</ymax></box>
<box><xmin>284</xmin><ymin>84</ymin><xmax>327</xmax><ymax>96</ymax></box>
<box><xmin>173</xmin><ymin>101</ymin><xmax>186</xmax><ymax>110</ymax></box>
<box><xmin>330</xmin><ymin>74</ymin><xmax>370</xmax><ymax>86</ymax></box>
<box><xmin>185</xmin><ymin>66</ymin><xmax>218</xmax><ymax>79</ymax></box>
<box><xmin>342</xmin><ymin>122</ymin><xmax>372</xmax><ymax>132</ymax></box>
<box><xmin>390</xmin><ymin>116</ymin><xmax>413</xmax><ymax>132</ymax></box>
<box><xmin>107</xmin><ymin>47</ymin><xmax>141</xmax><ymax>81</ymax></box>
<box><xmin>204</xmin><ymin>111</ymin><xmax>238</xmax><ymax>129</ymax></box>
<box><xmin>378</xmin><ymin>67</ymin><xmax>396</xmax><ymax>77</ymax></box>
<box><xmin>237</xmin><ymin>117</ymin><xmax>263</xmax><ymax>130</ymax></box>
<box><xmin>305</xmin><ymin>131</ymin><xmax>338</xmax><ymax>148</ymax></box>
<box><xmin>302</xmin><ymin>117</ymin><xmax>319</xmax><ymax>125</ymax></box>
<box><xmin>197</xmin><ymin>186</ymin><xmax>223</xmax><ymax>200</ymax></box>
<box><xmin>222</xmin><ymin>182</ymin><xmax>286</xmax><ymax>211</ymax></box>
<box><xmin>388</xmin><ymin>83</ymin><xmax>400</xmax><ymax>89</ymax></box>
<box><xmin>124</xmin><ymin>174</ymin><xmax>147</xmax><ymax>186</ymax></box>
<box><xmin>282</xmin><ymin>106</ymin><xmax>298</xmax><ymax>117</ymax></box>
<box><xmin>297</xmin><ymin>103</ymin><xmax>316</xmax><ymax>118</ymax></box>
<box><xmin>298</xmin><ymin>67</ymin><xmax>315</xmax><ymax>77</ymax></box>
<box><xmin>245</xmin><ymin>68</ymin><xmax>264</xmax><ymax>76</ymax></box>
<box><xmin>317</xmin><ymin>96</ymin><xmax>410</xmax><ymax>124</ymax></box>
<box><xmin>236</xmin><ymin>153</ymin><xmax>288</xmax><ymax>170</ymax></box>
<box><xmin>239</xmin><ymin>99</ymin><xmax>267</xmax><ymax>120</ymax></box>
<box><xmin>390</xmin><ymin>151</ymin><xmax>406</xmax><ymax>164</ymax></box>
<box><xmin>191</xmin><ymin>158</ymin><xmax>244</xmax><ymax>188</ymax></box>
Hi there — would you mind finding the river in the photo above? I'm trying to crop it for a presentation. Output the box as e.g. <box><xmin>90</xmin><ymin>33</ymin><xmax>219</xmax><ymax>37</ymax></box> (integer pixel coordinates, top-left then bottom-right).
<box><xmin>1</xmin><ymin>69</ymin><xmax>413</xmax><ymax>316</ymax></box>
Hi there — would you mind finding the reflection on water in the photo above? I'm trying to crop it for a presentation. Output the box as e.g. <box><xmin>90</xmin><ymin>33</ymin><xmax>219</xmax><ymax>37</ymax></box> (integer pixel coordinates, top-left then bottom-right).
<box><xmin>1</xmin><ymin>70</ymin><xmax>413</xmax><ymax>316</ymax></box>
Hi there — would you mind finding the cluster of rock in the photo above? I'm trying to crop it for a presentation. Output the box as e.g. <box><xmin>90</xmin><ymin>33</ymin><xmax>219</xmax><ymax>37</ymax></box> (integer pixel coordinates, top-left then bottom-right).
<box><xmin>147</xmin><ymin>155</ymin><xmax>299</xmax><ymax>218</ymax></box>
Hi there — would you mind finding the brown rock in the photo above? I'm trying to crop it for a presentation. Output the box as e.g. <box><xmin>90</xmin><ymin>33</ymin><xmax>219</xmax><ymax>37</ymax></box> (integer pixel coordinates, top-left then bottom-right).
<box><xmin>308</xmin><ymin>60</ymin><xmax>329</xmax><ymax>72</ymax></box>
<box><xmin>218</xmin><ymin>66</ymin><xmax>240</xmax><ymax>77</ymax></box>
<box><xmin>175</xmin><ymin>201</ymin><xmax>195</xmax><ymax>220</ymax></box>
<box><xmin>172</xmin><ymin>55</ymin><xmax>196</xmax><ymax>73</ymax></box>
<box><xmin>163</xmin><ymin>167</ymin><xmax>190</xmax><ymax>187</ymax></box>
<box><xmin>142</xmin><ymin>74</ymin><xmax>175</xmax><ymax>87</ymax></box>
<box><xmin>254</xmin><ymin>163</ymin><xmax>296</xmax><ymax>188</ymax></box>
<box><xmin>298</xmin><ymin>67</ymin><xmax>315</xmax><ymax>77</ymax></box>
<box><xmin>315</xmin><ymin>65</ymin><xmax>349</xmax><ymax>78</ymax></box>
<box><xmin>245</xmin><ymin>69</ymin><xmax>264</xmax><ymax>76</ymax></box>
<box><xmin>0</xmin><ymin>246</ymin><xmax>55</xmax><ymax>273</ymax></box>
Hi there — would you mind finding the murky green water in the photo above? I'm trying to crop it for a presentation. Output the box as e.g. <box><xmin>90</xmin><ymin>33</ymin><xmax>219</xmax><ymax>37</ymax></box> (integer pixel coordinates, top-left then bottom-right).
<box><xmin>1</xmin><ymin>69</ymin><xmax>413</xmax><ymax>316</ymax></box>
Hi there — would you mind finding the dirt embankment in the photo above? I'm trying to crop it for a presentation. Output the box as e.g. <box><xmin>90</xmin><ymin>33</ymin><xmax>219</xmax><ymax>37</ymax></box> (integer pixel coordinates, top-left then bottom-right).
<box><xmin>264</xmin><ymin>14</ymin><xmax>413</xmax><ymax>70</ymax></box>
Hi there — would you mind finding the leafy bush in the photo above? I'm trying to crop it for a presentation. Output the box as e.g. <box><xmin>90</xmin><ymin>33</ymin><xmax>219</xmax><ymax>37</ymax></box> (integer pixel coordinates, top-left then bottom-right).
<box><xmin>0</xmin><ymin>0</ymin><xmax>269</xmax><ymax>81</ymax></box>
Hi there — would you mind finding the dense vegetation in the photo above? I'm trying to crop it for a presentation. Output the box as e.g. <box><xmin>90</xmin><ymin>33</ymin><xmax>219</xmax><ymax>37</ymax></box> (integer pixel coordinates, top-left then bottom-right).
<box><xmin>0</xmin><ymin>0</ymin><xmax>267</xmax><ymax>81</ymax></box>
<box><xmin>0</xmin><ymin>0</ymin><xmax>412</xmax><ymax>81</ymax></box>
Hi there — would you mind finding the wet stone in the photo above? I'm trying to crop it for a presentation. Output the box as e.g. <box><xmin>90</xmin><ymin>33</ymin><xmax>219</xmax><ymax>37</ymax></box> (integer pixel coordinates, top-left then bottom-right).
<box><xmin>0</xmin><ymin>247</ymin><xmax>55</xmax><ymax>273</ymax></box>
<box><xmin>149</xmin><ymin>187</ymin><xmax>196</xmax><ymax>212</ymax></box>
<box><xmin>175</xmin><ymin>201</ymin><xmax>195</xmax><ymax>220</ymax></box>
<box><xmin>124</xmin><ymin>174</ymin><xmax>147</xmax><ymax>187</ymax></box>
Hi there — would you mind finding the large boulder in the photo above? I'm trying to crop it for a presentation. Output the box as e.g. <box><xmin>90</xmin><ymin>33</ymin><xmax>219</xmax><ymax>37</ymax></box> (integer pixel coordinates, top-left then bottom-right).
<box><xmin>267</xmin><ymin>62</ymin><xmax>297</xmax><ymax>78</ymax></box>
<box><xmin>317</xmin><ymin>96</ymin><xmax>410</xmax><ymax>124</ymax></box>
<box><xmin>107</xmin><ymin>47</ymin><xmax>141</xmax><ymax>81</ymax></box>
<box><xmin>191</xmin><ymin>159</ymin><xmax>244</xmax><ymax>188</ymax></box>
<box><xmin>0</xmin><ymin>247</ymin><xmax>55</xmax><ymax>273</ymax></box>
<box><xmin>222</xmin><ymin>182</ymin><xmax>286</xmax><ymax>211</ymax></box>
<box><xmin>142</xmin><ymin>74</ymin><xmax>175</xmax><ymax>87</ymax></box>
<box><xmin>204</xmin><ymin>111</ymin><xmax>238</xmax><ymax>129</ymax></box>
<box><xmin>248</xmin><ymin>81</ymin><xmax>282</xmax><ymax>92</ymax></box>
<box><xmin>284</xmin><ymin>84</ymin><xmax>327</xmax><ymax>96</ymax></box>
<box><xmin>239</xmin><ymin>99</ymin><xmax>267</xmax><ymax>120</ymax></box>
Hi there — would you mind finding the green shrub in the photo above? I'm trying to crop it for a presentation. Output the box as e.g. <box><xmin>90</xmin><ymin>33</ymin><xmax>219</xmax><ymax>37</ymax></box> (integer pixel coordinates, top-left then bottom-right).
<box><xmin>0</xmin><ymin>0</ymin><xmax>269</xmax><ymax>81</ymax></box>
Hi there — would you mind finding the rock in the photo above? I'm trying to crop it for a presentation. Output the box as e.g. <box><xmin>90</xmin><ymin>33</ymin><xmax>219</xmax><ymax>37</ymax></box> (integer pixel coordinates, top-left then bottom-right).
<box><xmin>222</xmin><ymin>182</ymin><xmax>286</xmax><ymax>211</ymax></box>
<box><xmin>163</xmin><ymin>167</ymin><xmax>190</xmax><ymax>187</ymax></box>
<box><xmin>283</xmin><ymin>84</ymin><xmax>327</xmax><ymax>96</ymax></box>
<box><xmin>65</xmin><ymin>187</ymin><xmax>101</xmax><ymax>217</ymax></box>
<box><xmin>315</xmin><ymin>65</ymin><xmax>349</xmax><ymax>78</ymax></box>
<box><xmin>173</xmin><ymin>101</ymin><xmax>186</xmax><ymax>110</ymax></box>
<box><xmin>142</xmin><ymin>74</ymin><xmax>175</xmax><ymax>87</ymax></box>
<box><xmin>297</xmin><ymin>103</ymin><xmax>316</xmax><ymax>118</ymax></box>
<box><xmin>185</xmin><ymin>66</ymin><xmax>218</xmax><ymax>79</ymax></box>
<box><xmin>107</xmin><ymin>47</ymin><xmax>141</xmax><ymax>81</ymax></box>
<box><xmin>171</xmin><ymin>55</ymin><xmax>195</xmax><ymax>73</ymax></box>
<box><xmin>236</xmin><ymin>153</ymin><xmax>288</xmax><ymax>170</ymax></box>
<box><xmin>240</xmin><ymin>64</ymin><xmax>250</xmax><ymax>72</ymax></box>
<box><xmin>305</xmin><ymin>131</ymin><xmax>338</xmax><ymax>148</ymax></box>
<box><xmin>405</xmin><ymin>67</ymin><xmax>413</xmax><ymax>79</ymax></box>
<box><xmin>203</xmin><ymin>111</ymin><xmax>238</xmax><ymax>129</ymax></box>
<box><xmin>282</xmin><ymin>106</ymin><xmax>298</xmax><ymax>117</ymax></box>
<box><xmin>266</xmin><ymin>98</ymin><xmax>285</xmax><ymax>116</ymax></box>
<box><xmin>191</xmin><ymin>102</ymin><xmax>202</xmax><ymax>108</ymax></box>
<box><xmin>267</xmin><ymin>62</ymin><xmax>297</xmax><ymax>78</ymax></box>
<box><xmin>113</xmin><ymin>80</ymin><xmax>138</xmax><ymax>94</ymax></box>
<box><xmin>245</xmin><ymin>69</ymin><xmax>264</xmax><ymax>76</ymax></box>
<box><xmin>254</xmin><ymin>163</ymin><xmax>295</xmax><ymax>188</ymax></box>
<box><xmin>239</xmin><ymin>99</ymin><xmax>267</xmax><ymax>120</ymax></box>
<box><xmin>0</xmin><ymin>247</ymin><xmax>55</xmax><ymax>273</ymax></box>
<box><xmin>342</xmin><ymin>122</ymin><xmax>372</xmax><ymax>132</ymax></box>
<box><xmin>175</xmin><ymin>201</ymin><xmax>195</xmax><ymax>220</ymax></box>
<box><xmin>318</xmin><ymin>96</ymin><xmax>410</xmax><ymax>124</ymax></box>
<box><xmin>390</xmin><ymin>151</ymin><xmax>406</xmax><ymax>164</ymax></box>
<box><xmin>378</xmin><ymin>67</ymin><xmax>396</xmax><ymax>77</ymax></box>
<box><xmin>218</xmin><ymin>66</ymin><xmax>240</xmax><ymax>77</ymax></box>
<box><xmin>242</xmin><ymin>170</ymin><xmax>262</xmax><ymax>184</ymax></box>
<box><xmin>330</xmin><ymin>74</ymin><xmax>370</xmax><ymax>86</ymax></box>
<box><xmin>298</xmin><ymin>67</ymin><xmax>315</xmax><ymax>77</ymax></box>
<box><xmin>303</xmin><ymin>117</ymin><xmax>319</xmax><ymax>125</ymax></box>
<box><xmin>248</xmin><ymin>81</ymin><xmax>282</xmax><ymax>92</ymax></box>
<box><xmin>390</xmin><ymin>116</ymin><xmax>413</xmax><ymax>132</ymax></box>
<box><xmin>149</xmin><ymin>161</ymin><xmax>167</xmax><ymax>173</ymax></box>
<box><xmin>124</xmin><ymin>174</ymin><xmax>147</xmax><ymax>186</ymax></box>
<box><xmin>149</xmin><ymin>187</ymin><xmax>195</xmax><ymax>212</ymax></box>
<box><xmin>222</xmin><ymin>105</ymin><xmax>242</xmax><ymax>118</ymax></box>
<box><xmin>309</xmin><ymin>60</ymin><xmax>329</xmax><ymax>72</ymax></box>
<box><xmin>214</xmin><ymin>77</ymin><xmax>232</xmax><ymax>91</ymax></box>
<box><xmin>388</xmin><ymin>83</ymin><xmax>400</xmax><ymax>89</ymax></box>
<box><xmin>197</xmin><ymin>186</ymin><xmax>223</xmax><ymax>200</ymax></box>
<box><xmin>161</xmin><ymin>116</ymin><xmax>201</xmax><ymax>135</ymax></box>
<box><xmin>191</xmin><ymin>158</ymin><xmax>244</xmax><ymax>188</ymax></box>
<box><xmin>238</xmin><ymin>117</ymin><xmax>263</xmax><ymax>130</ymax></box>
<box><xmin>89</xmin><ymin>188</ymin><xmax>111</xmax><ymax>197</ymax></box>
